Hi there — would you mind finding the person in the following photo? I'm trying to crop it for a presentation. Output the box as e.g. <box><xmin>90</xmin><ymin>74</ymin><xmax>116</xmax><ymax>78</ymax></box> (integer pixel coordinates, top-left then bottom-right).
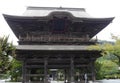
<box><xmin>84</xmin><ymin>73</ymin><xmax>88</xmax><ymax>83</ymax></box>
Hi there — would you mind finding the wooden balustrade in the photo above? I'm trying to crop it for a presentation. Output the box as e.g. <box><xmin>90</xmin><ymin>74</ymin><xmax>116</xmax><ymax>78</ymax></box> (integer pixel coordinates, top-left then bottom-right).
<box><xmin>19</xmin><ymin>33</ymin><xmax>91</xmax><ymax>42</ymax></box>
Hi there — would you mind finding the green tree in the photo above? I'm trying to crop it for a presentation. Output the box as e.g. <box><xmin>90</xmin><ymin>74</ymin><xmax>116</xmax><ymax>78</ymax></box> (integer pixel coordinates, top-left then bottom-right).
<box><xmin>95</xmin><ymin>55</ymin><xmax>119</xmax><ymax>79</ymax></box>
<box><xmin>0</xmin><ymin>36</ymin><xmax>15</xmax><ymax>76</ymax></box>
<box><xmin>89</xmin><ymin>38</ymin><xmax>120</xmax><ymax>79</ymax></box>
<box><xmin>113</xmin><ymin>39</ymin><xmax>120</xmax><ymax>65</ymax></box>
<box><xmin>10</xmin><ymin>59</ymin><xmax>22</xmax><ymax>82</ymax></box>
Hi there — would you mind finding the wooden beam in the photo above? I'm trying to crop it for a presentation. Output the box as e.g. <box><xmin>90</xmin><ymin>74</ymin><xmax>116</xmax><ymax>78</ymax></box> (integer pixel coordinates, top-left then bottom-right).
<box><xmin>26</xmin><ymin>74</ymin><xmax>44</xmax><ymax>77</ymax></box>
<box><xmin>25</xmin><ymin>58</ymin><xmax>95</xmax><ymax>64</ymax></box>
<box><xmin>25</xmin><ymin>64</ymin><xmax>90</xmax><ymax>69</ymax></box>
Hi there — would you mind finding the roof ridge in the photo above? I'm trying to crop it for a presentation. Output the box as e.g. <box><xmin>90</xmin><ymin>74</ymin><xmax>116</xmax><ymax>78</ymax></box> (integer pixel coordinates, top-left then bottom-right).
<box><xmin>27</xmin><ymin>6</ymin><xmax>86</xmax><ymax>11</ymax></box>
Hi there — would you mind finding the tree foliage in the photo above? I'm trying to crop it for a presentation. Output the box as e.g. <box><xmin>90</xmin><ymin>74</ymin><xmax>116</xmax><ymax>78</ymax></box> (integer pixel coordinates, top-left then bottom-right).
<box><xmin>0</xmin><ymin>36</ymin><xmax>15</xmax><ymax>74</ymax></box>
<box><xmin>95</xmin><ymin>55</ymin><xmax>119</xmax><ymax>79</ymax></box>
<box><xmin>0</xmin><ymin>36</ymin><xmax>22</xmax><ymax>81</ymax></box>
<box><xmin>89</xmin><ymin>37</ymin><xmax>120</xmax><ymax>79</ymax></box>
<box><xmin>9</xmin><ymin>59</ymin><xmax>22</xmax><ymax>82</ymax></box>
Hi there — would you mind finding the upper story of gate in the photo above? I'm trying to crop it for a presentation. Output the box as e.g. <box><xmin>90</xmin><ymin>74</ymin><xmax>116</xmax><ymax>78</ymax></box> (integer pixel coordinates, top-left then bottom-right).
<box><xmin>3</xmin><ymin>7</ymin><xmax>114</xmax><ymax>45</ymax></box>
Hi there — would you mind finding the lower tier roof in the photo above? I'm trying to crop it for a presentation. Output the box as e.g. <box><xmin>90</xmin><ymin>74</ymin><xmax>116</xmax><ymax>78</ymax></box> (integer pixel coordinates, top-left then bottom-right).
<box><xmin>17</xmin><ymin>45</ymin><xmax>92</xmax><ymax>51</ymax></box>
<box><xmin>16</xmin><ymin>45</ymin><xmax>101</xmax><ymax>61</ymax></box>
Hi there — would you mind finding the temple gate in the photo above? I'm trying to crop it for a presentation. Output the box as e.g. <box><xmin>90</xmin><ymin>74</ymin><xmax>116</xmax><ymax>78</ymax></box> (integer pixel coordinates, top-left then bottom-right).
<box><xmin>3</xmin><ymin>7</ymin><xmax>114</xmax><ymax>83</ymax></box>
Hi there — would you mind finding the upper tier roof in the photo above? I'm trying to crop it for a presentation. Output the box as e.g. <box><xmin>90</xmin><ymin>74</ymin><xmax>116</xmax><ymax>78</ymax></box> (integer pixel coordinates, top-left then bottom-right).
<box><xmin>23</xmin><ymin>7</ymin><xmax>91</xmax><ymax>18</ymax></box>
<box><xmin>3</xmin><ymin>7</ymin><xmax>114</xmax><ymax>40</ymax></box>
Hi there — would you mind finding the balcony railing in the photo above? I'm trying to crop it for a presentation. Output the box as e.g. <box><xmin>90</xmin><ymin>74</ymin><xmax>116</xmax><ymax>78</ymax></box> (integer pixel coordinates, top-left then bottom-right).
<box><xmin>19</xmin><ymin>35</ymin><xmax>90</xmax><ymax>42</ymax></box>
<box><xmin>18</xmin><ymin>32</ymin><xmax>97</xmax><ymax>44</ymax></box>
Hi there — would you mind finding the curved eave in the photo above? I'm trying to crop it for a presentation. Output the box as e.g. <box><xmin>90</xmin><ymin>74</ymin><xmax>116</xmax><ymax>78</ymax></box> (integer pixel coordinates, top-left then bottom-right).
<box><xmin>3</xmin><ymin>14</ymin><xmax>114</xmax><ymax>39</ymax></box>
<box><xmin>3</xmin><ymin>14</ymin><xmax>114</xmax><ymax>22</ymax></box>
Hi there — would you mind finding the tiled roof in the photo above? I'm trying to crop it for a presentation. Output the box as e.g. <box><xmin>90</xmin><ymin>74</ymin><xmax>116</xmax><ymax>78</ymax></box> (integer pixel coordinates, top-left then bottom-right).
<box><xmin>16</xmin><ymin>45</ymin><xmax>90</xmax><ymax>51</ymax></box>
<box><xmin>23</xmin><ymin>6</ymin><xmax>91</xmax><ymax>18</ymax></box>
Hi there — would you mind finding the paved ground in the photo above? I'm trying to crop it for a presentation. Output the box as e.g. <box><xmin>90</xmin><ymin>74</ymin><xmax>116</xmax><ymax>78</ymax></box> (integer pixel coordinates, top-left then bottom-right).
<box><xmin>0</xmin><ymin>79</ymin><xmax>120</xmax><ymax>83</ymax></box>
<box><xmin>95</xmin><ymin>79</ymin><xmax>120</xmax><ymax>83</ymax></box>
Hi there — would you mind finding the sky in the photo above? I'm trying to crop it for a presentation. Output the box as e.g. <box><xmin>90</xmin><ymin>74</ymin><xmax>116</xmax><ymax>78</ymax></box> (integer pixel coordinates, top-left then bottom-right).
<box><xmin>0</xmin><ymin>0</ymin><xmax>120</xmax><ymax>45</ymax></box>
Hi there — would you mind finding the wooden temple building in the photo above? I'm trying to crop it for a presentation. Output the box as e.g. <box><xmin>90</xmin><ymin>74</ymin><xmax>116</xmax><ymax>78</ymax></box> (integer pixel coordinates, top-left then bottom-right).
<box><xmin>3</xmin><ymin>7</ymin><xmax>114</xmax><ymax>83</ymax></box>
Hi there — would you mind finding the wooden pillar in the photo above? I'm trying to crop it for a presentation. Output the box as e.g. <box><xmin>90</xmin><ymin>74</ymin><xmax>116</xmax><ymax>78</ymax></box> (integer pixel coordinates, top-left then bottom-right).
<box><xmin>44</xmin><ymin>57</ymin><xmax>48</xmax><ymax>83</ymax></box>
<box><xmin>22</xmin><ymin>60</ymin><xmax>26</xmax><ymax>83</ymax></box>
<box><xmin>91</xmin><ymin>60</ymin><xmax>95</xmax><ymax>81</ymax></box>
<box><xmin>28</xmin><ymin>69</ymin><xmax>31</xmax><ymax>82</ymax></box>
<box><xmin>70</xmin><ymin>57</ymin><xmax>74</xmax><ymax>83</ymax></box>
<box><xmin>64</xmin><ymin>69</ymin><xmax>67</xmax><ymax>83</ymax></box>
